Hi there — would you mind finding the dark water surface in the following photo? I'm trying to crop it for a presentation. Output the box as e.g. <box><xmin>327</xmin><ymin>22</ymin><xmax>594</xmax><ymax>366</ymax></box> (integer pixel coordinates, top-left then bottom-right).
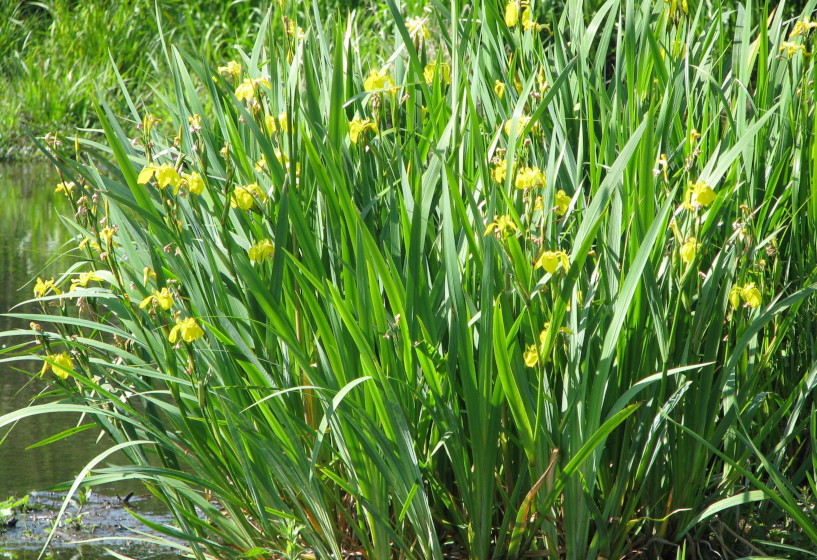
<box><xmin>0</xmin><ymin>161</ymin><xmax>87</xmax><ymax>496</ymax></box>
<box><xmin>0</xmin><ymin>163</ymin><xmax>176</xmax><ymax>559</ymax></box>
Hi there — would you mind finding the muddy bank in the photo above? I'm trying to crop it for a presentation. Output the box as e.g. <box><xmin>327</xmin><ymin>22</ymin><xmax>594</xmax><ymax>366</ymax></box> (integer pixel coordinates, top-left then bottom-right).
<box><xmin>1</xmin><ymin>491</ymin><xmax>179</xmax><ymax>559</ymax></box>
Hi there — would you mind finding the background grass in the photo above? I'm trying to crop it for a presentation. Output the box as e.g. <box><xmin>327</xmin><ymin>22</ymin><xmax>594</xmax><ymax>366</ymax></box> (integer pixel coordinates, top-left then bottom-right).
<box><xmin>3</xmin><ymin>0</ymin><xmax>817</xmax><ymax>559</ymax></box>
<box><xmin>0</xmin><ymin>0</ymin><xmax>273</xmax><ymax>159</ymax></box>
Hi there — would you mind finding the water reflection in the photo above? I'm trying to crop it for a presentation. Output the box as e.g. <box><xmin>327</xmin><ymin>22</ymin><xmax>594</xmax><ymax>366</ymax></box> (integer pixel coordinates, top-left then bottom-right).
<box><xmin>0</xmin><ymin>162</ymin><xmax>108</xmax><ymax>496</ymax></box>
<box><xmin>0</xmin><ymin>164</ymin><xmax>183</xmax><ymax>560</ymax></box>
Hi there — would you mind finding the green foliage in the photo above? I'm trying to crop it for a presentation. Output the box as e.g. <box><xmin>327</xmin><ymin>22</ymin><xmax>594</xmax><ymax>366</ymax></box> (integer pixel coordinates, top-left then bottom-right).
<box><xmin>0</xmin><ymin>495</ymin><xmax>30</xmax><ymax>514</ymax></box>
<box><xmin>0</xmin><ymin>0</ymin><xmax>270</xmax><ymax>159</ymax></box>
<box><xmin>3</xmin><ymin>0</ymin><xmax>817</xmax><ymax>558</ymax></box>
<box><xmin>1</xmin><ymin>495</ymin><xmax>29</xmax><ymax>533</ymax></box>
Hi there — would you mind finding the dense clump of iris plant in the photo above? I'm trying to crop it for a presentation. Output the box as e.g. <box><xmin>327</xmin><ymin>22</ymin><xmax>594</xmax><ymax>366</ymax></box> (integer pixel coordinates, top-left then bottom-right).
<box><xmin>4</xmin><ymin>0</ymin><xmax>817</xmax><ymax>558</ymax></box>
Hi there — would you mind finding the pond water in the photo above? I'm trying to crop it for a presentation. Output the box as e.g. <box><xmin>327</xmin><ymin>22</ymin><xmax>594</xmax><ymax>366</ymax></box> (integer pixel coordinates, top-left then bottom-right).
<box><xmin>0</xmin><ymin>162</ymin><xmax>176</xmax><ymax>560</ymax></box>
<box><xmin>0</xmin><ymin>162</ymin><xmax>85</xmax><ymax>496</ymax></box>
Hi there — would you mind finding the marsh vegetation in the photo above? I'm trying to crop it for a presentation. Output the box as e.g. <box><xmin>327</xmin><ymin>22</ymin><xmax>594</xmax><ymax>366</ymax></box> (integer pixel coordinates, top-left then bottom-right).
<box><xmin>3</xmin><ymin>0</ymin><xmax>817</xmax><ymax>558</ymax></box>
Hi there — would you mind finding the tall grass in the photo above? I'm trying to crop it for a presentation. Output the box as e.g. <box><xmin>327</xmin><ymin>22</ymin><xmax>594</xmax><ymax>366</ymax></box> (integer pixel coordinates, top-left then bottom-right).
<box><xmin>0</xmin><ymin>0</ymin><xmax>272</xmax><ymax>159</ymax></box>
<box><xmin>3</xmin><ymin>0</ymin><xmax>817</xmax><ymax>558</ymax></box>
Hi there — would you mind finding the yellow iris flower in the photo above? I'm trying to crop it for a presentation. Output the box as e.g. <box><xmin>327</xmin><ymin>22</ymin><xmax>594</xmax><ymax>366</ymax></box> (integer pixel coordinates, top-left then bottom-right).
<box><xmin>494</xmin><ymin>80</ymin><xmax>506</xmax><ymax>99</ymax></box>
<box><xmin>535</xmin><ymin>250</ymin><xmax>570</xmax><ymax>274</ymax></box>
<box><xmin>138</xmin><ymin>163</ymin><xmax>181</xmax><ymax>190</ymax></box>
<box><xmin>505</xmin><ymin>1</ymin><xmax>519</xmax><ymax>27</ymax></box>
<box><xmin>729</xmin><ymin>286</ymin><xmax>741</xmax><ymax>310</ymax></box>
<box><xmin>521</xmin><ymin>8</ymin><xmax>547</xmax><ymax>31</ymax></box>
<box><xmin>70</xmin><ymin>271</ymin><xmax>105</xmax><ymax>292</ymax></box>
<box><xmin>679</xmin><ymin>238</ymin><xmax>700</xmax><ymax>263</ymax></box>
<box><xmin>789</xmin><ymin>17</ymin><xmax>817</xmax><ymax>38</ymax></box>
<box><xmin>682</xmin><ymin>181</ymin><xmax>716</xmax><ymax>211</ymax></box>
<box><xmin>523</xmin><ymin>344</ymin><xmax>539</xmax><ymax>367</ymax></box>
<box><xmin>249</xmin><ymin>239</ymin><xmax>275</xmax><ymax>263</ymax></box>
<box><xmin>514</xmin><ymin>166</ymin><xmax>545</xmax><ymax>190</ymax></box>
<box><xmin>169</xmin><ymin>317</ymin><xmax>205</xmax><ymax>344</ymax></box>
<box><xmin>265</xmin><ymin>111</ymin><xmax>289</xmax><ymax>134</ymax></box>
<box><xmin>730</xmin><ymin>283</ymin><xmax>762</xmax><ymax>309</ymax></box>
<box><xmin>740</xmin><ymin>283</ymin><xmax>762</xmax><ymax>308</ymax></box>
<box><xmin>423</xmin><ymin>62</ymin><xmax>451</xmax><ymax>86</ymax></box>
<box><xmin>492</xmin><ymin>160</ymin><xmax>508</xmax><ymax>184</ymax></box>
<box><xmin>232</xmin><ymin>187</ymin><xmax>255</xmax><ymax>211</ymax></box>
<box><xmin>504</xmin><ymin>116</ymin><xmax>536</xmax><ymax>136</ymax></box>
<box><xmin>100</xmin><ymin>227</ymin><xmax>116</xmax><ymax>245</ymax></box>
<box><xmin>363</xmin><ymin>69</ymin><xmax>395</xmax><ymax>92</ymax></box>
<box><xmin>34</xmin><ymin>277</ymin><xmax>61</xmax><ymax>298</ymax></box>
<box><xmin>140</xmin><ymin>288</ymin><xmax>174</xmax><ymax>311</ymax></box>
<box><xmin>349</xmin><ymin>118</ymin><xmax>379</xmax><ymax>144</ymax></box>
<box><xmin>137</xmin><ymin>164</ymin><xmax>156</xmax><ymax>185</ymax></box>
<box><xmin>78</xmin><ymin>237</ymin><xmax>101</xmax><ymax>252</ymax></box>
<box><xmin>179</xmin><ymin>171</ymin><xmax>205</xmax><ymax>195</ymax></box>
<box><xmin>406</xmin><ymin>16</ymin><xmax>430</xmax><ymax>41</ymax></box>
<box><xmin>484</xmin><ymin>215</ymin><xmax>518</xmax><ymax>238</ymax></box>
<box><xmin>231</xmin><ymin>183</ymin><xmax>267</xmax><ymax>211</ymax></box>
<box><xmin>235</xmin><ymin>77</ymin><xmax>271</xmax><ymax>101</ymax></box>
<box><xmin>218</xmin><ymin>60</ymin><xmax>242</xmax><ymax>80</ymax></box>
<box><xmin>255</xmin><ymin>155</ymin><xmax>268</xmax><ymax>173</ymax></box>
<box><xmin>554</xmin><ymin>190</ymin><xmax>571</xmax><ymax>215</ymax></box>
<box><xmin>154</xmin><ymin>164</ymin><xmax>180</xmax><ymax>189</ymax></box>
<box><xmin>41</xmin><ymin>352</ymin><xmax>74</xmax><ymax>380</ymax></box>
<box><xmin>235</xmin><ymin>79</ymin><xmax>255</xmax><ymax>100</ymax></box>
<box><xmin>286</xmin><ymin>21</ymin><xmax>305</xmax><ymax>40</ymax></box>
<box><xmin>55</xmin><ymin>181</ymin><xmax>75</xmax><ymax>197</ymax></box>
<box><xmin>525</xmin><ymin>324</ymin><xmax>571</xmax><ymax>367</ymax></box>
<box><xmin>780</xmin><ymin>41</ymin><xmax>809</xmax><ymax>57</ymax></box>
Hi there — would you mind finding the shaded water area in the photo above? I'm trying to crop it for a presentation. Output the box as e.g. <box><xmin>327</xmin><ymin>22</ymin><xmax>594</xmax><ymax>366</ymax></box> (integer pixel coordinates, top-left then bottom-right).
<box><xmin>0</xmin><ymin>163</ymin><xmax>176</xmax><ymax>560</ymax></box>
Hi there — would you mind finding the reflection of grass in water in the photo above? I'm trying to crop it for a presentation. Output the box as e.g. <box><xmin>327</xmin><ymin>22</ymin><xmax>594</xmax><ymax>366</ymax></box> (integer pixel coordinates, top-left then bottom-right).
<box><xmin>0</xmin><ymin>162</ymin><xmax>67</xmax><ymax>237</ymax></box>
<box><xmin>0</xmin><ymin>163</ymin><xmax>147</xmax><ymax>497</ymax></box>
<box><xmin>0</xmin><ymin>162</ymin><xmax>86</xmax><ymax>497</ymax></box>
<box><xmin>0</xmin><ymin>162</ymin><xmax>76</xmax><ymax>315</ymax></box>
